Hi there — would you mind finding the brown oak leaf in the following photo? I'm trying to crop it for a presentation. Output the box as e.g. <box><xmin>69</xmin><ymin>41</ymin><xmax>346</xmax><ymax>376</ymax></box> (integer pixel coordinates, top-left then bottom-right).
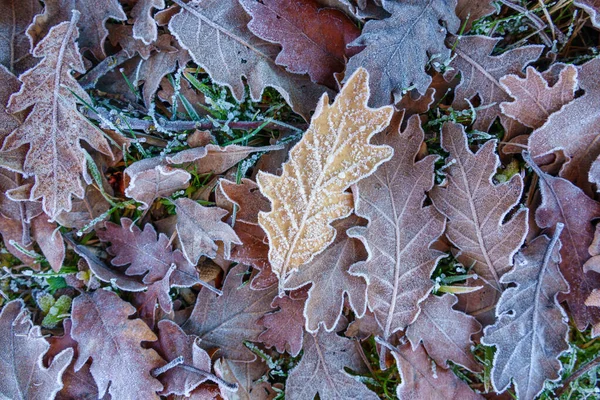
<box><xmin>239</xmin><ymin>0</ymin><xmax>360</xmax><ymax>88</ymax></box>
<box><xmin>0</xmin><ymin>66</ymin><xmax>26</xmax><ymax>171</ymax></box>
<box><xmin>215</xmin><ymin>358</ymin><xmax>275</xmax><ymax>400</ymax></box>
<box><xmin>0</xmin><ymin>0</ymin><xmax>42</xmax><ymax>74</ymax></box>
<box><xmin>257</xmin><ymin>68</ymin><xmax>393</xmax><ymax>290</ymax></box>
<box><xmin>348</xmin><ymin>115</ymin><xmax>445</xmax><ymax>339</ymax></box>
<box><xmin>524</xmin><ymin>152</ymin><xmax>600</xmax><ymax>332</ymax></box>
<box><xmin>131</xmin><ymin>0</ymin><xmax>166</xmax><ymax>45</ymax></box>
<box><xmin>3</xmin><ymin>13</ymin><xmax>113</xmax><ymax>219</ymax></box>
<box><xmin>456</xmin><ymin>0</ymin><xmax>496</xmax><ymax>32</ymax></box>
<box><xmin>482</xmin><ymin>226</ymin><xmax>570</xmax><ymax>400</ymax></box>
<box><xmin>71</xmin><ymin>290</ymin><xmax>165</xmax><ymax>399</ymax></box>
<box><xmin>575</xmin><ymin>0</ymin><xmax>600</xmax><ymax>28</ymax></box>
<box><xmin>430</xmin><ymin>122</ymin><xmax>528</xmax><ymax>323</ymax></box>
<box><xmin>0</xmin><ymin>300</ymin><xmax>74</xmax><ymax>400</ymax></box>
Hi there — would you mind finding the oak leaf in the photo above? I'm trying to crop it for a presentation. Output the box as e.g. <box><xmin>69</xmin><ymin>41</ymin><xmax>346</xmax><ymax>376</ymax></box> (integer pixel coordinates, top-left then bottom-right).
<box><xmin>523</xmin><ymin>152</ymin><xmax>600</xmax><ymax>332</ymax></box>
<box><xmin>0</xmin><ymin>300</ymin><xmax>74</xmax><ymax>400</ymax></box>
<box><xmin>500</xmin><ymin>65</ymin><xmax>578</xmax><ymax>129</ymax></box>
<box><xmin>167</xmin><ymin>0</ymin><xmax>331</xmax><ymax>119</ymax></box>
<box><xmin>28</xmin><ymin>0</ymin><xmax>126</xmax><ymax>60</ymax></box>
<box><xmin>3</xmin><ymin>13</ymin><xmax>113</xmax><ymax>219</ymax></box>
<box><xmin>430</xmin><ymin>122</ymin><xmax>528</xmax><ymax>321</ymax></box>
<box><xmin>71</xmin><ymin>290</ymin><xmax>165</xmax><ymax>399</ymax></box>
<box><xmin>257</xmin><ymin>68</ymin><xmax>393</xmax><ymax>289</ymax></box>
<box><xmin>482</xmin><ymin>226</ymin><xmax>570</xmax><ymax>400</ymax></box>
<box><xmin>239</xmin><ymin>0</ymin><xmax>360</xmax><ymax>88</ymax></box>
<box><xmin>345</xmin><ymin>0</ymin><xmax>460</xmax><ymax>106</ymax></box>
<box><xmin>446</xmin><ymin>35</ymin><xmax>543</xmax><ymax>131</ymax></box>
<box><xmin>131</xmin><ymin>264</ymin><xmax>176</xmax><ymax>329</ymax></box>
<box><xmin>215</xmin><ymin>358</ymin><xmax>275</xmax><ymax>400</ymax></box>
<box><xmin>0</xmin><ymin>66</ymin><xmax>26</xmax><ymax>172</ymax></box>
<box><xmin>575</xmin><ymin>0</ymin><xmax>600</xmax><ymax>28</ymax></box>
<box><xmin>406</xmin><ymin>294</ymin><xmax>482</xmax><ymax>372</ymax></box>
<box><xmin>0</xmin><ymin>0</ymin><xmax>42</xmax><ymax>74</ymax></box>
<box><xmin>456</xmin><ymin>0</ymin><xmax>496</xmax><ymax>32</ymax></box>
<box><xmin>585</xmin><ymin>289</ymin><xmax>600</xmax><ymax>336</ymax></box>
<box><xmin>174</xmin><ymin>198</ymin><xmax>241</xmax><ymax>265</ymax></box>
<box><xmin>348</xmin><ymin>115</ymin><xmax>445</xmax><ymax>339</ymax></box>
<box><xmin>285</xmin><ymin>326</ymin><xmax>378</xmax><ymax>400</ymax></box>
<box><xmin>182</xmin><ymin>264</ymin><xmax>278</xmax><ymax>362</ymax></box>
<box><xmin>131</xmin><ymin>0</ymin><xmax>166</xmax><ymax>45</ymax></box>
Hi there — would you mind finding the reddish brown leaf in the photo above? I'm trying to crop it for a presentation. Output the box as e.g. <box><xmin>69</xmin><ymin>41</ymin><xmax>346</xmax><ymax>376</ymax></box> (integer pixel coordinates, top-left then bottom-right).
<box><xmin>215</xmin><ymin>358</ymin><xmax>275</xmax><ymax>400</ymax></box>
<box><xmin>500</xmin><ymin>65</ymin><xmax>578</xmax><ymax>129</ymax></box>
<box><xmin>0</xmin><ymin>66</ymin><xmax>26</xmax><ymax>172</ymax></box>
<box><xmin>406</xmin><ymin>294</ymin><xmax>482</xmax><ymax>372</ymax></box>
<box><xmin>239</xmin><ymin>0</ymin><xmax>360</xmax><ymax>88</ymax></box>
<box><xmin>349</xmin><ymin>115</ymin><xmax>445</xmax><ymax>339</ymax></box>
<box><xmin>108</xmin><ymin>24</ymin><xmax>155</xmax><ymax>59</ymax></box>
<box><xmin>182</xmin><ymin>264</ymin><xmax>277</xmax><ymax>362</ymax></box>
<box><xmin>132</xmin><ymin>265</ymin><xmax>176</xmax><ymax>329</ymax></box>
<box><xmin>524</xmin><ymin>152</ymin><xmax>600</xmax><ymax>332</ymax></box>
<box><xmin>456</xmin><ymin>0</ymin><xmax>496</xmax><ymax>32</ymax></box>
<box><xmin>30</xmin><ymin>214</ymin><xmax>65</xmax><ymax>272</ymax></box>
<box><xmin>131</xmin><ymin>0</ymin><xmax>166</xmax><ymax>45</ymax></box>
<box><xmin>446</xmin><ymin>35</ymin><xmax>543</xmax><ymax>131</ymax></box>
<box><xmin>71</xmin><ymin>290</ymin><xmax>165</xmax><ymax>399</ymax></box>
<box><xmin>430</xmin><ymin>122</ymin><xmax>528</xmax><ymax>322</ymax></box>
<box><xmin>3</xmin><ymin>13</ymin><xmax>113</xmax><ymax>219</ymax></box>
<box><xmin>0</xmin><ymin>0</ymin><xmax>42</xmax><ymax>74</ymax></box>
<box><xmin>482</xmin><ymin>227</ymin><xmax>570</xmax><ymax>400</ymax></box>
<box><xmin>0</xmin><ymin>300</ymin><xmax>74</xmax><ymax>400</ymax></box>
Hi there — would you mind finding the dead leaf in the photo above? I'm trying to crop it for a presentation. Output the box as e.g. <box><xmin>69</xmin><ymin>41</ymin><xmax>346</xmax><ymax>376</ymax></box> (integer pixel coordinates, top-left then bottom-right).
<box><xmin>108</xmin><ymin>24</ymin><xmax>155</xmax><ymax>59</ymax></box>
<box><xmin>215</xmin><ymin>358</ymin><xmax>275</xmax><ymax>400</ymax></box>
<box><xmin>257</xmin><ymin>68</ymin><xmax>393</xmax><ymax>290</ymax></box>
<box><xmin>345</xmin><ymin>0</ymin><xmax>460</xmax><ymax>106</ymax></box>
<box><xmin>71</xmin><ymin>290</ymin><xmax>164</xmax><ymax>399</ymax></box>
<box><xmin>182</xmin><ymin>264</ymin><xmax>277</xmax><ymax>362</ymax></box>
<box><xmin>30</xmin><ymin>215</ymin><xmax>65</xmax><ymax>272</ymax></box>
<box><xmin>239</xmin><ymin>0</ymin><xmax>360</xmax><ymax>88</ymax></box>
<box><xmin>585</xmin><ymin>289</ymin><xmax>600</xmax><ymax>336</ymax></box>
<box><xmin>575</xmin><ymin>0</ymin><xmax>600</xmax><ymax>28</ymax></box>
<box><xmin>0</xmin><ymin>300</ymin><xmax>74</xmax><ymax>400</ymax></box>
<box><xmin>456</xmin><ymin>0</ymin><xmax>496</xmax><ymax>32</ymax></box>
<box><xmin>524</xmin><ymin>152</ymin><xmax>600</xmax><ymax>333</ymax></box>
<box><xmin>3</xmin><ymin>13</ymin><xmax>113</xmax><ymax>219</ymax></box>
<box><xmin>447</xmin><ymin>35</ymin><xmax>543</xmax><ymax>131</ymax></box>
<box><xmin>482</xmin><ymin>227</ymin><xmax>569</xmax><ymax>400</ymax></box>
<box><xmin>430</xmin><ymin>122</ymin><xmax>528</xmax><ymax>321</ymax></box>
<box><xmin>406</xmin><ymin>294</ymin><xmax>482</xmax><ymax>372</ymax></box>
<box><xmin>0</xmin><ymin>66</ymin><xmax>26</xmax><ymax>172</ymax></box>
<box><xmin>132</xmin><ymin>264</ymin><xmax>175</xmax><ymax>329</ymax></box>
<box><xmin>0</xmin><ymin>0</ymin><xmax>42</xmax><ymax>74</ymax></box>
<box><xmin>500</xmin><ymin>65</ymin><xmax>578</xmax><ymax>129</ymax></box>
<box><xmin>131</xmin><ymin>0</ymin><xmax>165</xmax><ymax>45</ymax></box>
<box><xmin>167</xmin><ymin>0</ymin><xmax>331</xmax><ymax>119</ymax></box>
<box><xmin>174</xmin><ymin>198</ymin><xmax>241</xmax><ymax>265</ymax></box>
<box><xmin>348</xmin><ymin>115</ymin><xmax>445</xmax><ymax>339</ymax></box>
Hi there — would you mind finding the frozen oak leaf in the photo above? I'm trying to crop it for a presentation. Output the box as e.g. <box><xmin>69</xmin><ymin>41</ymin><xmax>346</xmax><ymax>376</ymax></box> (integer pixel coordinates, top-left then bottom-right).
<box><xmin>285</xmin><ymin>327</ymin><xmax>378</xmax><ymax>400</ymax></box>
<box><xmin>131</xmin><ymin>0</ymin><xmax>166</xmax><ymax>45</ymax></box>
<box><xmin>215</xmin><ymin>358</ymin><xmax>274</xmax><ymax>400</ymax></box>
<box><xmin>286</xmin><ymin>215</ymin><xmax>368</xmax><ymax>333</ymax></box>
<box><xmin>257</xmin><ymin>68</ymin><xmax>393</xmax><ymax>290</ymax></box>
<box><xmin>345</xmin><ymin>0</ymin><xmax>460</xmax><ymax>107</ymax></box>
<box><xmin>28</xmin><ymin>0</ymin><xmax>126</xmax><ymax>60</ymax></box>
<box><xmin>168</xmin><ymin>0</ymin><xmax>330</xmax><ymax>119</ymax></box>
<box><xmin>482</xmin><ymin>226</ymin><xmax>569</xmax><ymax>400</ymax></box>
<box><xmin>446</xmin><ymin>35</ymin><xmax>543</xmax><ymax>131</ymax></box>
<box><xmin>3</xmin><ymin>13</ymin><xmax>113</xmax><ymax>219</ymax></box>
<box><xmin>585</xmin><ymin>289</ymin><xmax>600</xmax><ymax>336</ymax></box>
<box><xmin>97</xmin><ymin>217</ymin><xmax>199</xmax><ymax>286</ymax></box>
<box><xmin>174</xmin><ymin>198</ymin><xmax>241</xmax><ymax>265</ymax></box>
<box><xmin>0</xmin><ymin>0</ymin><xmax>42</xmax><ymax>74</ymax></box>
<box><xmin>0</xmin><ymin>66</ymin><xmax>26</xmax><ymax>172</ymax></box>
<box><xmin>456</xmin><ymin>0</ymin><xmax>496</xmax><ymax>32</ymax></box>
<box><xmin>384</xmin><ymin>342</ymin><xmax>484</xmax><ymax>400</ymax></box>
<box><xmin>523</xmin><ymin>152</ymin><xmax>600</xmax><ymax>332</ymax></box>
<box><xmin>182</xmin><ymin>264</ymin><xmax>278</xmax><ymax>362</ymax></box>
<box><xmin>574</xmin><ymin>0</ymin><xmax>600</xmax><ymax>28</ymax></box>
<box><xmin>124</xmin><ymin>158</ymin><xmax>191</xmax><ymax>210</ymax></box>
<box><xmin>348</xmin><ymin>115</ymin><xmax>445</xmax><ymax>339</ymax></box>
<box><xmin>430</xmin><ymin>123</ymin><xmax>528</xmax><ymax>322</ymax></box>
<box><xmin>500</xmin><ymin>65</ymin><xmax>578</xmax><ymax>129</ymax></box>
<box><xmin>239</xmin><ymin>0</ymin><xmax>360</xmax><ymax>88</ymax></box>
<box><xmin>406</xmin><ymin>294</ymin><xmax>482</xmax><ymax>372</ymax></box>
<box><xmin>71</xmin><ymin>290</ymin><xmax>164</xmax><ymax>399</ymax></box>
<box><xmin>0</xmin><ymin>300</ymin><xmax>74</xmax><ymax>400</ymax></box>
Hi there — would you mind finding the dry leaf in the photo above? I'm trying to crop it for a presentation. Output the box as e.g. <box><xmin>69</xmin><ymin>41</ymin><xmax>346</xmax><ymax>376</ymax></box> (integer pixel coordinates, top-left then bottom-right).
<box><xmin>447</xmin><ymin>35</ymin><xmax>543</xmax><ymax>131</ymax></box>
<box><xmin>108</xmin><ymin>24</ymin><xmax>155</xmax><ymax>59</ymax></box>
<box><xmin>30</xmin><ymin>215</ymin><xmax>65</xmax><ymax>272</ymax></box>
<box><xmin>131</xmin><ymin>264</ymin><xmax>175</xmax><ymax>329</ymax></box>
<box><xmin>406</xmin><ymin>294</ymin><xmax>482</xmax><ymax>372</ymax></box>
<box><xmin>174</xmin><ymin>198</ymin><xmax>241</xmax><ymax>265</ymax></box>
<box><xmin>168</xmin><ymin>0</ymin><xmax>331</xmax><ymax>119</ymax></box>
<box><xmin>215</xmin><ymin>358</ymin><xmax>275</xmax><ymax>400</ymax></box>
<box><xmin>575</xmin><ymin>0</ymin><xmax>600</xmax><ymax>28</ymax></box>
<box><xmin>585</xmin><ymin>289</ymin><xmax>600</xmax><ymax>336</ymax></box>
<box><xmin>28</xmin><ymin>0</ymin><xmax>126</xmax><ymax>60</ymax></box>
<box><xmin>500</xmin><ymin>65</ymin><xmax>578</xmax><ymax>129</ymax></box>
<box><xmin>3</xmin><ymin>13</ymin><xmax>113</xmax><ymax>219</ymax></box>
<box><xmin>0</xmin><ymin>66</ymin><xmax>26</xmax><ymax>172</ymax></box>
<box><xmin>71</xmin><ymin>290</ymin><xmax>165</xmax><ymax>399</ymax></box>
<box><xmin>348</xmin><ymin>115</ymin><xmax>445</xmax><ymax>339</ymax></box>
<box><xmin>286</xmin><ymin>216</ymin><xmax>368</xmax><ymax>333</ymax></box>
<box><xmin>0</xmin><ymin>0</ymin><xmax>42</xmax><ymax>74</ymax></box>
<box><xmin>345</xmin><ymin>0</ymin><xmax>460</xmax><ymax>106</ymax></box>
<box><xmin>430</xmin><ymin>122</ymin><xmax>528</xmax><ymax>321</ymax></box>
<box><xmin>131</xmin><ymin>0</ymin><xmax>166</xmax><ymax>45</ymax></box>
<box><xmin>239</xmin><ymin>0</ymin><xmax>360</xmax><ymax>88</ymax></box>
<box><xmin>257</xmin><ymin>68</ymin><xmax>393</xmax><ymax>290</ymax></box>
<box><xmin>456</xmin><ymin>0</ymin><xmax>496</xmax><ymax>32</ymax></box>
<box><xmin>0</xmin><ymin>300</ymin><xmax>74</xmax><ymax>400</ymax></box>
<box><xmin>524</xmin><ymin>152</ymin><xmax>600</xmax><ymax>332</ymax></box>
<box><xmin>285</xmin><ymin>326</ymin><xmax>378</xmax><ymax>400</ymax></box>
<box><xmin>182</xmin><ymin>264</ymin><xmax>277</xmax><ymax>362</ymax></box>
<box><xmin>482</xmin><ymin>227</ymin><xmax>569</xmax><ymax>400</ymax></box>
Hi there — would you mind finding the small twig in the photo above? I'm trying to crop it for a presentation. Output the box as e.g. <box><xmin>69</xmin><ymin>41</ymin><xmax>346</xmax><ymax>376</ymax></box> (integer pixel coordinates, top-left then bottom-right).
<box><xmin>151</xmin><ymin>356</ymin><xmax>184</xmax><ymax>377</ymax></box>
<box><xmin>555</xmin><ymin>354</ymin><xmax>600</xmax><ymax>396</ymax></box>
<box><xmin>79</xmin><ymin>50</ymin><xmax>133</xmax><ymax>89</ymax></box>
